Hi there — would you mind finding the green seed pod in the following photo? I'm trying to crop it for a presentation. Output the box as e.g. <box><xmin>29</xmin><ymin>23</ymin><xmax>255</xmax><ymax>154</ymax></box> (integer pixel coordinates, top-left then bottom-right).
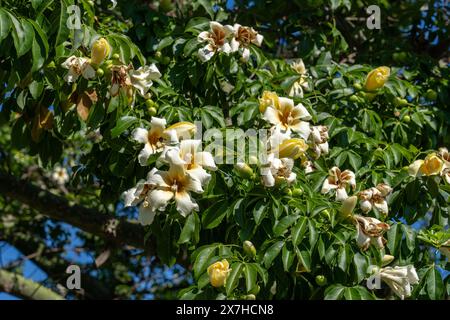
<box><xmin>315</xmin><ymin>275</ymin><xmax>327</xmax><ymax>286</ymax></box>
<box><xmin>243</xmin><ymin>240</ymin><xmax>256</xmax><ymax>257</ymax></box>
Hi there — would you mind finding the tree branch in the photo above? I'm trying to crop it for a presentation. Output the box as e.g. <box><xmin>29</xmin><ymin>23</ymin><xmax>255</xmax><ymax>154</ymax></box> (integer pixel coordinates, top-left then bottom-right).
<box><xmin>0</xmin><ymin>269</ymin><xmax>64</xmax><ymax>300</ymax></box>
<box><xmin>0</xmin><ymin>170</ymin><xmax>154</xmax><ymax>254</ymax></box>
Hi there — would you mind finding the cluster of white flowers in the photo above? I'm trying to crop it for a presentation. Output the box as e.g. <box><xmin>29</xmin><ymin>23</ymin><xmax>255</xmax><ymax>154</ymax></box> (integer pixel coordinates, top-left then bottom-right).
<box><xmin>122</xmin><ymin>117</ymin><xmax>217</xmax><ymax>225</ymax></box>
<box><xmin>61</xmin><ymin>37</ymin><xmax>161</xmax><ymax>105</ymax></box>
<box><xmin>197</xmin><ymin>22</ymin><xmax>263</xmax><ymax>62</ymax></box>
<box><xmin>251</xmin><ymin>88</ymin><xmax>331</xmax><ymax>187</ymax></box>
<box><xmin>287</xmin><ymin>59</ymin><xmax>310</xmax><ymax>99</ymax></box>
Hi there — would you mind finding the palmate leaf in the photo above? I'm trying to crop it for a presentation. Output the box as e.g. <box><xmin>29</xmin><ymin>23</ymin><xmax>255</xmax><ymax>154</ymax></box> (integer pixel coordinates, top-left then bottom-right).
<box><xmin>8</xmin><ymin>13</ymin><xmax>34</xmax><ymax>57</ymax></box>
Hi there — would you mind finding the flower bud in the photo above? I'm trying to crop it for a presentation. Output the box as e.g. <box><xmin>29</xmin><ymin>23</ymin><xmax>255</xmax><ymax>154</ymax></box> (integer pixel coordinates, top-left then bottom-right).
<box><xmin>234</xmin><ymin>163</ymin><xmax>254</xmax><ymax>179</ymax></box>
<box><xmin>381</xmin><ymin>254</ymin><xmax>395</xmax><ymax>266</ymax></box>
<box><xmin>244</xmin><ymin>294</ymin><xmax>256</xmax><ymax>300</ymax></box>
<box><xmin>91</xmin><ymin>38</ymin><xmax>111</xmax><ymax>66</ymax></box>
<box><xmin>340</xmin><ymin>195</ymin><xmax>357</xmax><ymax>219</ymax></box>
<box><xmin>364</xmin><ymin>66</ymin><xmax>390</xmax><ymax>91</ymax></box>
<box><xmin>243</xmin><ymin>241</ymin><xmax>256</xmax><ymax>257</ymax></box>
<box><xmin>420</xmin><ymin>154</ymin><xmax>444</xmax><ymax>176</ymax></box>
<box><xmin>207</xmin><ymin>259</ymin><xmax>231</xmax><ymax>288</ymax></box>
<box><xmin>277</xmin><ymin>138</ymin><xmax>308</xmax><ymax>159</ymax></box>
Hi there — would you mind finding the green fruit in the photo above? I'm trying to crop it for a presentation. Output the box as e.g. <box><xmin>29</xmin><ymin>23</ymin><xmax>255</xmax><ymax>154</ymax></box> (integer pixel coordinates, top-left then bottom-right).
<box><xmin>392</xmin><ymin>52</ymin><xmax>400</xmax><ymax>62</ymax></box>
<box><xmin>148</xmin><ymin>107</ymin><xmax>157</xmax><ymax>116</ymax></box>
<box><xmin>398</xmin><ymin>52</ymin><xmax>407</xmax><ymax>62</ymax></box>
<box><xmin>315</xmin><ymin>275</ymin><xmax>327</xmax><ymax>286</ymax></box>
<box><xmin>395</xmin><ymin>97</ymin><xmax>408</xmax><ymax>107</ymax></box>
<box><xmin>353</xmin><ymin>82</ymin><xmax>362</xmax><ymax>91</ymax></box>
<box><xmin>284</xmin><ymin>188</ymin><xmax>292</xmax><ymax>196</ymax></box>
<box><xmin>403</xmin><ymin>115</ymin><xmax>411</xmax><ymax>123</ymax></box>
<box><xmin>155</xmin><ymin>51</ymin><xmax>162</xmax><ymax>59</ymax></box>
<box><xmin>47</xmin><ymin>61</ymin><xmax>56</xmax><ymax>69</ymax></box>
<box><xmin>160</xmin><ymin>0</ymin><xmax>173</xmax><ymax>12</ymax></box>
<box><xmin>349</xmin><ymin>95</ymin><xmax>359</xmax><ymax>103</ymax></box>
<box><xmin>243</xmin><ymin>240</ymin><xmax>256</xmax><ymax>257</ymax></box>
<box><xmin>145</xmin><ymin>99</ymin><xmax>155</xmax><ymax>108</ymax></box>
<box><xmin>291</xmin><ymin>188</ymin><xmax>303</xmax><ymax>197</ymax></box>
<box><xmin>161</xmin><ymin>57</ymin><xmax>171</xmax><ymax>65</ymax></box>
<box><xmin>425</xmin><ymin>89</ymin><xmax>437</xmax><ymax>101</ymax></box>
<box><xmin>96</xmin><ymin>68</ymin><xmax>104</xmax><ymax>77</ymax></box>
<box><xmin>112</xmin><ymin>53</ymin><xmax>120</xmax><ymax>60</ymax></box>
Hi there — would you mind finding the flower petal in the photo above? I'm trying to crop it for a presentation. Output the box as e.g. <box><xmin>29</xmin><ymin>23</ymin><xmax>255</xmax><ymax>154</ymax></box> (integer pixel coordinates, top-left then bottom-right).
<box><xmin>132</xmin><ymin>128</ymin><xmax>149</xmax><ymax>144</ymax></box>
<box><xmin>138</xmin><ymin>204</ymin><xmax>157</xmax><ymax>226</ymax></box>
<box><xmin>175</xmin><ymin>191</ymin><xmax>199</xmax><ymax>217</ymax></box>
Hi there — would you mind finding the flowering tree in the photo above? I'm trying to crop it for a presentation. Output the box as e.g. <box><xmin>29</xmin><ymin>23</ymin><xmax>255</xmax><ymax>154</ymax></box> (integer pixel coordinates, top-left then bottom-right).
<box><xmin>0</xmin><ymin>0</ymin><xmax>449</xmax><ymax>300</ymax></box>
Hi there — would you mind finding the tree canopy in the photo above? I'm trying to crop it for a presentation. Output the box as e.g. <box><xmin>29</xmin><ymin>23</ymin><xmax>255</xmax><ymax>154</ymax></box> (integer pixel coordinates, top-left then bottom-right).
<box><xmin>0</xmin><ymin>0</ymin><xmax>449</xmax><ymax>300</ymax></box>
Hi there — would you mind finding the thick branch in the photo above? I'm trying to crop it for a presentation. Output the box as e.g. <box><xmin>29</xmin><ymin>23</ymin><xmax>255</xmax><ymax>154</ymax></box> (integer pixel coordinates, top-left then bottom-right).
<box><xmin>0</xmin><ymin>171</ymin><xmax>153</xmax><ymax>254</ymax></box>
<box><xmin>0</xmin><ymin>269</ymin><xmax>64</xmax><ymax>300</ymax></box>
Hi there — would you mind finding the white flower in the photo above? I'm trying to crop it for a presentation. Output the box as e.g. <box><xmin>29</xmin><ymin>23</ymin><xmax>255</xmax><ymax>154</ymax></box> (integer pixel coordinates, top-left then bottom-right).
<box><xmin>288</xmin><ymin>81</ymin><xmax>304</xmax><ymax>98</ymax></box>
<box><xmin>378</xmin><ymin>265</ymin><xmax>419</xmax><ymax>300</ymax></box>
<box><xmin>288</xmin><ymin>59</ymin><xmax>307</xmax><ymax>75</ymax></box>
<box><xmin>129</xmin><ymin>64</ymin><xmax>161</xmax><ymax>97</ymax></box>
<box><xmin>309</xmin><ymin>125</ymin><xmax>329</xmax><ymax>158</ymax></box>
<box><xmin>132</xmin><ymin>118</ymin><xmax>196</xmax><ymax>166</ymax></box>
<box><xmin>110</xmin><ymin>65</ymin><xmax>133</xmax><ymax>97</ymax></box>
<box><xmin>321</xmin><ymin>166</ymin><xmax>356</xmax><ymax>201</ymax></box>
<box><xmin>228</xmin><ymin>24</ymin><xmax>263</xmax><ymax>62</ymax></box>
<box><xmin>260</xmin><ymin>153</ymin><xmax>296</xmax><ymax>187</ymax></box>
<box><xmin>262</xmin><ymin>97</ymin><xmax>311</xmax><ymax>139</ymax></box>
<box><xmin>110</xmin><ymin>64</ymin><xmax>161</xmax><ymax>99</ymax></box>
<box><xmin>302</xmin><ymin>160</ymin><xmax>315</xmax><ymax>173</ymax></box>
<box><xmin>122</xmin><ymin>171</ymin><xmax>157</xmax><ymax>225</ymax></box>
<box><xmin>197</xmin><ymin>22</ymin><xmax>232</xmax><ymax>62</ymax></box>
<box><xmin>353</xmin><ymin>215</ymin><xmax>390</xmax><ymax>250</ymax></box>
<box><xmin>358</xmin><ymin>183</ymin><xmax>392</xmax><ymax>216</ymax></box>
<box><xmin>288</xmin><ymin>59</ymin><xmax>310</xmax><ymax>98</ymax></box>
<box><xmin>51</xmin><ymin>166</ymin><xmax>69</xmax><ymax>185</ymax></box>
<box><xmin>61</xmin><ymin>56</ymin><xmax>95</xmax><ymax>83</ymax></box>
<box><xmin>145</xmin><ymin>149</ymin><xmax>211</xmax><ymax>219</ymax></box>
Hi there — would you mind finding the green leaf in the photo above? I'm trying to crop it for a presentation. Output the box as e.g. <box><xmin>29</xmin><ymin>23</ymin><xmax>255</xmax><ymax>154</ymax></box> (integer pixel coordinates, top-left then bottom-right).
<box><xmin>308</xmin><ymin>219</ymin><xmax>318</xmax><ymax>247</ymax></box>
<box><xmin>348</xmin><ymin>151</ymin><xmax>362</xmax><ymax>171</ymax></box>
<box><xmin>338</xmin><ymin>245</ymin><xmax>351</xmax><ymax>272</ymax></box>
<box><xmin>291</xmin><ymin>216</ymin><xmax>308</xmax><ymax>246</ymax></box>
<box><xmin>353</xmin><ymin>252</ymin><xmax>368</xmax><ymax>283</ymax></box>
<box><xmin>282</xmin><ymin>244</ymin><xmax>294</xmax><ymax>272</ymax></box>
<box><xmin>343</xmin><ymin>287</ymin><xmax>361</xmax><ymax>300</ymax></box>
<box><xmin>202</xmin><ymin>200</ymin><xmax>228</xmax><ymax>229</ymax></box>
<box><xmin>178</xmin><ymin>213</ymin><xmax>198</xmax><ymax>244</ymax></box>
<box><xmin>55</xmin><ymin>0</ymin><xmax>70</xmax><ymax>50</ymax></box>
<box><xmin>387</xmin><ymin>223</ymin><xmax>401</xmax><ymax>256</ymax></box>
<box><xmin>243</xmin><ymin>264</ymin><xmax>257</xmax><ymax>293</ymax></box>
<box><xmin>263</xmin><ymin>241</ymin><xmax>284</xmax><ymax>268</ymax></box>
<box><xmin>426</xmin><ymin>266</ymin><xmax>444</xmax><ymax>300</ymax></box>
<box><xmin>110</xmin><ymin>116</ymin><xmax>138</xmax><ymax>138</ymax></box>
<box><xmin>226</xmin><ymin>262</ymin><xmax>244</xmax><ymax>296</ymax></box>
<box><xmin>8</xmin><ymin>14</ymin><xmax>34</xmax><ymax>57</ymax></box>
<box><xmin>0</xmin><ymin>9</ymin><xmax>11</xmax><ymax>42</ymax></box>
<box><xmin>197</xmin><ymin>0</ymin><xmax>215</xmax><ymax>19</ymax></box>
<box><xmin>296</xmin><ymin>249</ymin><xmax>311</xmax><ymax>272</ymax></box>
<box><xmin>273</xmin><ymin>215</ymin><xmax>297</xmax><ymax>236</ymax></box>
<box><xmin>28</xmin><ymin>81</ymin><xmax>44</xmax><ymax>100</ymax></box>
<box><xmin>324</xmin><ymin>284</ymin><xmax>345</xmax><ymax>300</ymax></box>
<box><xmin>253</xmin><ymin>200</ymin><xmax>268</xmax><ymax>225</ymax></box>
<box><xmin>193</xmin><ymin>246</ymin><xmax>217</xmax><ymax>279</ymax></box>
<box><xmin>252</xmin><ymin>263</ymin><xmax>268</xmax><ymax>285</ymax></box>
